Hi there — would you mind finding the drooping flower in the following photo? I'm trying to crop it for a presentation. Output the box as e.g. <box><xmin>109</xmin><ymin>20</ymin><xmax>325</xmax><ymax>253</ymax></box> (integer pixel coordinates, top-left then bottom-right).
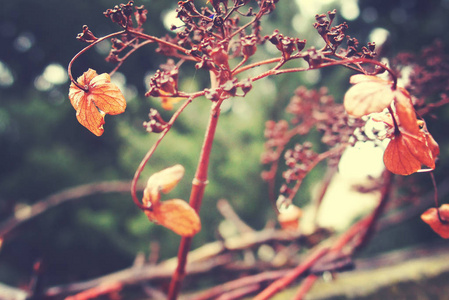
<box><xmin>69</xmin><ymin>69</ymin><xmax>126</xmax><ymax>136</ymax></box>
<box><xmin>142</xmin><ymin>165</ymin><xmax>201</xmax><ymax>237</ymax></box>
<box><xmin>345</xmin><ymin>74</ymin><xmax>439</xmax><ymax>175</ymax></box>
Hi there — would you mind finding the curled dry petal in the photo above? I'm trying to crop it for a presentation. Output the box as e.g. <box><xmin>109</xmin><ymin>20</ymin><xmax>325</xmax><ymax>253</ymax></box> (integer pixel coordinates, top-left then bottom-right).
<box><xmin>144</xmin><ymin>164</ymin><xmax>185</xmax><ymax>199</ymax></box>
<box><xmin>421</xmin><ymin>204</ymin><xmax>449</xmax><ymax>239</ymax></box>
<box><xmin>393</xmin><ymin>88</ymin><xmax>419</xmax><ymax>135</ymax></box>
<box><xmin>141</xmin><ymin>165</ymin><xmax>199</xmax><ymax>236</ymax></box>
<box><xmin>344</xmin><ymin>74</ymin><xmax>404</xmax><ymax>118</ymax></box>
<box><xmin>383</xmin><ymin>130</ymin><xmax>438</xmax><ymax>175</ymax></box>
<box><xmin>69</xmin><ymin>69</ymin><xmax>126</xmax><ymax>136</ymax></box>
<box><xmin>145</xmin><ymin>199</ymin><xmax>201</xmax><ymax>237</ymax></box>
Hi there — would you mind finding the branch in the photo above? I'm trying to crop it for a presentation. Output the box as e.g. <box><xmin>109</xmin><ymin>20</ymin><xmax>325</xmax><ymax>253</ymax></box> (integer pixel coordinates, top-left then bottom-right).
<box><xmin>0</xmin><ymin>181</ymin><xmax>141</xmax><ymax>239</ymax></box>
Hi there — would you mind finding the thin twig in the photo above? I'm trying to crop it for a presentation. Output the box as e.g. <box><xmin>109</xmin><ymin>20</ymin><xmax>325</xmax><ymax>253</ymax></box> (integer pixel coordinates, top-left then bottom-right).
<box><xmin>0</xmin><ymin>181</ymin><xmax>140</xmax><ymax>239</ymax></box>
<box><xmin>130</xmin><ymin>96</ymin><xmax>195</xmax><ymax>211</ymax></box>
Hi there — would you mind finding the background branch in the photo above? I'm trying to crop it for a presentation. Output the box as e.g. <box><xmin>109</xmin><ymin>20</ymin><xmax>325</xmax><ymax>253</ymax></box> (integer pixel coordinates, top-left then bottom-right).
<box><xmin>0</xmin><ymin>181</ymin><xmax>143</xmax><ymax>240</ymax></box>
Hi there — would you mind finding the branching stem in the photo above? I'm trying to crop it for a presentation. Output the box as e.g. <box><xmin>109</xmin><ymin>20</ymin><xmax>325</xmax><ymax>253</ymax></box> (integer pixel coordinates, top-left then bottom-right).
<box><xmin>167</xmin><ymin>72</ymin><xmax>223</xmax><ymax>299</ymax></box>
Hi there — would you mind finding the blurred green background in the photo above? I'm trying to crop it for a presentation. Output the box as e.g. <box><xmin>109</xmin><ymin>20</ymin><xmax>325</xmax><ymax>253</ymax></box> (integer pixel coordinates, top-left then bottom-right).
<box><xmin>1</xmin><ymin>0</ymin><xmax>449</xmax><ymax>293</ymax></box>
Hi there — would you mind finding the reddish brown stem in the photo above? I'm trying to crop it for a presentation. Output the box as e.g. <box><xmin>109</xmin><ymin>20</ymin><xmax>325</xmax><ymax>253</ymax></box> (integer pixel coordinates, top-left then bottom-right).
<box><xmin>430</xmin><ymin>172</ymin><xmax>447</xmax><ymax>224</ymax></box>
<box><xmin>68</xmin><ymin>30</ymin><xmax>126</xmax><ymax>91</ymax></box>
<box><xmin>250</xmin><ymin>57</ymin><xmax>397</xmax><ymax>84</ymax></box>
<box><xmin>130</xmin><ymin>96</ymin><xmax>196</xmax><ymax>211</ymax></box>
<box><xmin>293</xmin><ymin>274</ymin><xmax>318</xmax><ymax>300</ymax></box>
<box><xmin>253</xmin><ymin>246</ymin><xmax>329</xmax><ymax>300</ymax></box>
<box><xmin>167</xmin><ymin>99</ymin><xmax>222</xmax><ymax>300</ymax></box>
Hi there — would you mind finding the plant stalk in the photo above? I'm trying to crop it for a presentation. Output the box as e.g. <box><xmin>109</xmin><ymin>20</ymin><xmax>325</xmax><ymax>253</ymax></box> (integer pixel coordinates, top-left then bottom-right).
<box><xmin>167</xmin><ymin>97</ymin><xmax>222</xmax><ymax>299</ymax></box>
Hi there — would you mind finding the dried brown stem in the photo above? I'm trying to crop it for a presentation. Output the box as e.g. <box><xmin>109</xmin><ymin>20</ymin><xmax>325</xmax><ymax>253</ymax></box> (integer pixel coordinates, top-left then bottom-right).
<box><xmin>0</xmin><ymin>181</ymin><xmax>140</xmax><ymax>239</ymax></box>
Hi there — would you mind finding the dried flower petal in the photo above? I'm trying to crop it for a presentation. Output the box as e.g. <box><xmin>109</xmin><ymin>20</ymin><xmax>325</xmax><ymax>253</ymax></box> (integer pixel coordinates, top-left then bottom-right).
<box><xmin>145</xmin><ymin>199</ymin><xmax>201</xmax><ymax>237</ymax></box>
<box><xmin>69</xmin><ymin>69</ymin><xmax>126</xmax><ymax>136</ymax></box>
<box><xmin>344</xmin><ymin>75</ymin><xmax>402</xmax><ymax>118</ymax></box>
<box><xmin>383</xmin><ymin>130</ymin><xmax>437</xmax><ymax>175</ymax></box>
<box><xmin>393</xmin><ymin>88</ymin><xmax>419</xmax><ymax>135</ymax></box>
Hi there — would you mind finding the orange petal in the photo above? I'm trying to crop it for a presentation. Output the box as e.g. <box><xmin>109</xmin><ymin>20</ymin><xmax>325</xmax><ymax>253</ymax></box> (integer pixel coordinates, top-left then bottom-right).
<box><xmin>421</xmin><ymin>204</ymin><xmax>449</xmax><ymax>239</ymax></box>
<box><xmin>145</xmin><ymin>199</ymin><xmax>201</xmax><ymax>236</ymax></box>
<box><xmin>393</xmin><ymin>88</ymin><xmax>419</xmax><ymax>135</ymax></box>
<box><xmin>78</xmin><ymin>68</ymin><xmax>98</xmax><ymax>86</ymax></box>
<box><xmin>384</xmin><ymin>130</ymin><xmax>436</xmax><ymax>175</ymax></box>
<box><xmin>70</xmin><ymin>86</ymin><xmax>105</xmax><ymax>136</ymax></box>
<box><xmin>89</xmin><ymin>73</ymin><xmax>126</xmax><ymax>115</ymax></box>
<box><xmin>145</xmin><ymin>164</ymin><xmax>185</xmax><ymax>194</ymax></box>
<box><xmin>344</xmin><ymin>75</ymin><xmax>396</xmax><ymax>117</ymax></box>
<box><xmin>68</xmin><ymin>69</ymin><xmax>126</xmax><ymax>136</ymax></box>
<box><xmin>425</xmin><ymin>131</ymin><xmax>440</xmax><ymax>159</ymax></box>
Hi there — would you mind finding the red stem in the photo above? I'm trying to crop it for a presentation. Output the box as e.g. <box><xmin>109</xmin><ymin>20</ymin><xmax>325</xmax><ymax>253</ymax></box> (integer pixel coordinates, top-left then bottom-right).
<box><xmin>253</xmin><ymin>246</ymin><xmax>329</xmax><ymax>300</ymax></box>
<box><xmin>68</xmin><ymin>30</ymin><xmax>126</xmax><ymax>91</ymax></box>
<box><xmin>167</xmin><ymin>99</ymin><xmax>222</xmax><ymax>299</ymax></box>
<box><xmin>293</xmin><ymin>274</ymin><xmax>319</xmax><ymax>300</ymax></box>
<box><xmin>130</xmin><ymin>96</ymin><xmax>197</xmax><ymax>211</ymax></box>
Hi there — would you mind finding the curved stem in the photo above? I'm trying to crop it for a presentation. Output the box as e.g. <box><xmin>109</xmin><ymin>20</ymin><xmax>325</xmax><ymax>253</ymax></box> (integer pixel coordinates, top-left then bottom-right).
<box><xmin>250</xmin><ymin>57</ymin><xmax>397</xmax><ymax>84</ymax></box>
<box><xmin>430</xmin><ymin>172</ymin><xmax>446</xmax><ymax>224</ymax></box>
<box><xmin>68</xmin><ymin>30</ymin><xmax>126</xmax><ymax>90</ymax></box>
<box><xmin>109</xmin><ymin>40</ymin><xmax>153</xmax><ymax>76</ymax></box>
<box><xmin>130</xmin><ymin>97</ymin><xmax>194</xmax><ymax>211</ymax></box>
<box><xmin>231</xmin><ymin>55</ymin><xmax>248</xmax><ymax>74</ymax></box>
<box><xmin>126</xmin><ymin>29</ymin><xmax>201</xmax><ymax>61</ymax></box>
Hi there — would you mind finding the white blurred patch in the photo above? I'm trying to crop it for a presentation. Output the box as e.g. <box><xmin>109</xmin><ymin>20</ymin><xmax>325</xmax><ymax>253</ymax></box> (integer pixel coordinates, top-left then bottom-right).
<box><xmin>340</xmin><ymin>0</ymin><xmax>359</xmax><ymax>21</ymax></box>
<box><xmin>13</xmin><ymin>32</ymin><xmax>35</xmax><ymax>52</ymax></box>
<box><xmin>368</xmin><ymin>27</ymin><xmax>390</xmax><ymax>47</ymax></box>
<box><xmin>43</xmin><ymin>63</ymin><xmax>68</xmax><ymax>85</ymax></box>
<box><xmin>301</xmin><ymin>141</ymin><xmax>385</xmax><ymax>232</ymax></box>
<box><xmin>0</xmin><ymin>61</ymin><xmax>14</xmax><ymax>87</ymax></box>
<box><xmin>163</xmin><ymin>9</ymin><xmax>184</xmax><ymax>32</ymax></box>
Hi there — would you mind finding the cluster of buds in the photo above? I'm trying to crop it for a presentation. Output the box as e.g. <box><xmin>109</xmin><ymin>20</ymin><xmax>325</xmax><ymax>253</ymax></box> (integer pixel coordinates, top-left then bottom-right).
<box><xmin>76</xmin><ymin>25</ymin><xmax>98</xmax><ymax>43</ymax></box>
<box><xmin>283</xmin><ymin>143</ymin><xmax>317</xmax><ymax>182</ymax></box>
<box><xmin>312</xmin><ymin>10</ymin><xmax>376</xmax><ymax>59</ymax></box>
<box><xmin>313</xmin><ymin>10</ymin><xmax>346</xmax><ymax>50</ymax></box>
<box><xmin>100</xmin><ymin>1</ymin><xmax>147</xmax><ymax>30</ymax></box>
<box><xmin>345</xmin><ymin>38</ymin><xmax>376</xmax><ymax>59</ymax></box>
<box><xmin>104</xmin><ymin>1</ymin><xmax>136</xmax><ymax>29</ymax></box>
<box><xmin>260</xmin><ymin>120</ymin><xmax>289</xmax><ymax>169</ymax></box>
<box><xmin>102</xmin><ymin>0</ymin><xmax>148</xmax><ymax>29</ymax></box>
<box><xmin>275</xmin><ymin>142</ymin><xmax>317</xmax><ymax>209</ymax></box>
<box><xmin>204</xmin><ymin>78</ymin><xmax>252</xmax><ymax>101</ymax></box>
<box><xmin>267</xmin><ymin>30</ymin><xmax>306</xmax><ymax>60</ymax></box>
<box><xmin>143</xmin><ymin>108</ymin><xmax>168</xmax><ymax>133</ymax></box>
<box><xmin>145</xmin><ymin>67</ymin><xmax>179</xmax><ymax>98</ymax></box>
